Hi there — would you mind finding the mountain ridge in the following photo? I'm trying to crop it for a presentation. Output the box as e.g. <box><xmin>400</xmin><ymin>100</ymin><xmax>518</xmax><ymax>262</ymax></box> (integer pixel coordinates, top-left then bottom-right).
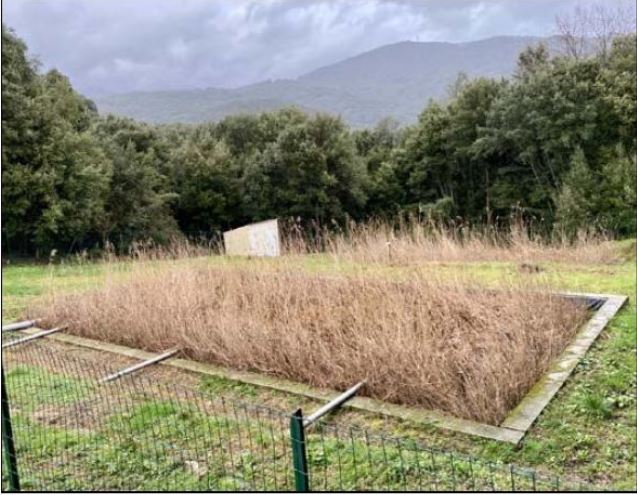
<box><xmin>95</xmin><ymin>35</ymin><xmax>554</xmax><ymax>127</ymax></box>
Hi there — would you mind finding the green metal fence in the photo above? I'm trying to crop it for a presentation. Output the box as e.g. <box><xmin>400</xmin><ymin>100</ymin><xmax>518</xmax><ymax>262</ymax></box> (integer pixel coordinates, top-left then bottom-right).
<box><xmin>2</xmin><ymin>341</ymin><xmax>598</xmax><ymax>491</ymax></box>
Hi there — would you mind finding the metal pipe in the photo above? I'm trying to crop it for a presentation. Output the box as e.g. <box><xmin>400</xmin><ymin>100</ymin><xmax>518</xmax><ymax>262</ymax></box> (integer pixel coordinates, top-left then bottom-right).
<box><xmin>100</xmin><ymin>349</ymin><xmax>180</xmax><ymax>383</ymax></box>
<box><xmin>2</xmin><ymin>319</ymin><xmax>41</xmax><ymax>332</ymax></box>
<box><xmin>2</xmin><ymin>327</ymin><xmax>65</xmax><ymax>349</ymax></box>
<box><xmin>303</xmin><ymin>381</ymin><xmax>366</xmax><ymax>427</ymax></box>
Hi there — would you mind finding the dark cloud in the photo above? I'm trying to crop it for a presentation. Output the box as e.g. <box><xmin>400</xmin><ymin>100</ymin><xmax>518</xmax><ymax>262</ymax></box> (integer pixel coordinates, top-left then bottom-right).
<box><xmin>2</xmin><ymin>0</ymin><xmax>633</xmax><ymax>96</ymax></box>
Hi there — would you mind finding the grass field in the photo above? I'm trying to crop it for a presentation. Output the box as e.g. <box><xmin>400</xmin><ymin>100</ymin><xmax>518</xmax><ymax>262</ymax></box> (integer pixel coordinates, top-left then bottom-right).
<box><xmin>2</xmin><ymin>240</ymin><xmax>636</xmax><ymax>489</ymax></box>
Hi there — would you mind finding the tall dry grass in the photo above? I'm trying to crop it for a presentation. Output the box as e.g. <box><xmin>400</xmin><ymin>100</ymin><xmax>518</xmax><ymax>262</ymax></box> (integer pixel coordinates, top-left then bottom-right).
<box><xmin>283</xmin><ymin>218</ymin><xmax>621</xmax><ymax>265</ymax></box>
<box><xmin>33</xmin><ymin>257</ymin><xmax>588</xmax><ymax>425</ymax></box>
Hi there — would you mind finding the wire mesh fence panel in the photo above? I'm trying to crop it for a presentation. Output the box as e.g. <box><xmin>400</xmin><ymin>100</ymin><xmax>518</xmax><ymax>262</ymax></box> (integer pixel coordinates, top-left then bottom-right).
<box><xmin>303</xmin><ymin>421</ymin><xmax>595</xmax><ymax>492</ymax></box>
<box><xmin>2</xmin><ymin>341</ymin><xmax>601</xmax><ymax>492</ymax></box>
<box><xmin>2</xmin><ymin>343</ymin><xmax>294</xmax><ymax>491</ymax></box>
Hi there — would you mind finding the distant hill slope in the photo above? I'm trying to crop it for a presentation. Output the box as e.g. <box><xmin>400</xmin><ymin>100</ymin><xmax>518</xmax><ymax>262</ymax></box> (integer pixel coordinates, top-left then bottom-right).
<box><xmin>95</xmin><ymin>35</ymin><xmax>552</xmax><ymax>127</ymax></box>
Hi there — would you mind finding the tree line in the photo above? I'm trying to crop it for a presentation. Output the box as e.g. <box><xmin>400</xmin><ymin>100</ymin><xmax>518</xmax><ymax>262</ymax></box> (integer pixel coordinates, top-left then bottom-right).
<box><xmin>2</xmin><ymin>24</ymin><xmax>635</xmax><ymax>256</ymax></box>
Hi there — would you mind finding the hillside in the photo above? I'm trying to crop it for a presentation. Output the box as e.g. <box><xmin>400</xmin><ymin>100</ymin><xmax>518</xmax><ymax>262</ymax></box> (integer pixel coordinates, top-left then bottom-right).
<box><xmin>95</xmin><ymin>35</ymin><xmax>552</xmax><ymax>127</ymax></box>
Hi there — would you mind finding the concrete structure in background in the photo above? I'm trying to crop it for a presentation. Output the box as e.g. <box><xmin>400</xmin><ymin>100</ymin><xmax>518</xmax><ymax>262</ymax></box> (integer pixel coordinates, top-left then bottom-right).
<box><xmin>223</xmin><ymin>219</ymin><xmax>281</xmax><ymax>257</ymax></box>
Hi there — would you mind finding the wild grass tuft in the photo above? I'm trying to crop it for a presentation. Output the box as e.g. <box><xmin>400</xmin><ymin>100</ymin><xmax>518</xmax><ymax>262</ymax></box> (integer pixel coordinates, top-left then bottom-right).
<box><xmin>284</xmin><ymin>218</ymin><xmax>622</xmax><ymax>265</ymax></box>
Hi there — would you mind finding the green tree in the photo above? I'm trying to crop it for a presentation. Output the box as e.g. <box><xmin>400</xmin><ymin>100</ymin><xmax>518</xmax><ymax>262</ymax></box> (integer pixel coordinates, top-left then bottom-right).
<box><xmin>446</xmin><ymin>77</ymin><xmax>505</xmax><ymax>221</ymax></box>
<box><xmin>554</xmin><ymin>149</ymin><xmax>599</xmax><ymax>235</ymax></box>
<box><xmin>2</xmin><ymin>26</ymin><xmax>110</xmax><ymax>254</ymax></box>
<box><xmin>597</xmin><ymin>147</ymin><xmax>637</xmax><ymax>235</ymax></box>
<box><xmin>480</xmin><ymin>49</ymin><xmax>620</xmax><ymax>223</ymax></box>
<box><xmin>171</xmin><ymin>132</ymin><xmax>241</xmax><ymax>235</ymax></box>
<box><xmin>555</xmin><ymin>146</ymin><xmax>636</xmax><ymax>236</ymax></box>
<box><xmin>396</xmin><ymin>101</ymin><xmax>451</xmax><ymax>212</ymax></box>
<box><xmin>600</xmin><ymin>34</ymin><xmax>637</xmax><ymax>154</ymax></box>
<box><xmin>354</xmin><ymin>118</ymin><xmax>403</xmax><ymax>216</ymax></box>
<box><xmin>2</xmin><ymin>25</ymin><xmax>42</xmax><ymax>254</ymax></box>
<box><xmin>92</xmin><ymin>116</ymin><xmax>179</xmax><ymax>249</ymax></box>
<box><xmin>396</xmin><ymin>78</ymin><xmax>505</xmax><ymax>222</ymax></box>
<box><xmin>242</xmin><ymin>113</ymin><xmax>366</xmax><ymax>223</ymax></box>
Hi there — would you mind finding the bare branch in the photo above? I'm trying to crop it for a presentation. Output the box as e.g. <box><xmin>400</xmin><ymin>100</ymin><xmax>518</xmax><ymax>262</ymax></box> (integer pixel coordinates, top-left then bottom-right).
<box><xmin>554</xmin><ymin>2</ymin><xmax>637</xmax><ymax>60</ymax></box>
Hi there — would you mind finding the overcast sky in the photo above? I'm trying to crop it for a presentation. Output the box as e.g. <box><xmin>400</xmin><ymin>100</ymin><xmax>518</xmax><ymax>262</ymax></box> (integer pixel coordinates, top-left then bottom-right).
<box><xmin>2</xmin><ymin>0</ymin><xmax>633</xmax><ymax>96</ymax></box>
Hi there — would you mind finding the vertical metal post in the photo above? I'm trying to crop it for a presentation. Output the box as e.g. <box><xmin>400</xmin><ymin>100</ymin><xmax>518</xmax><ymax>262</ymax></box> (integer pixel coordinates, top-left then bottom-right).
<box><xmin>1</xmin><ymin>366</ymin><xmax>20</xmax><ymax>491</ymax></box>
<box><xmin>290</xmin><ymin>409</ymin><xmax>309</xmax><ymax>492</ymax></box>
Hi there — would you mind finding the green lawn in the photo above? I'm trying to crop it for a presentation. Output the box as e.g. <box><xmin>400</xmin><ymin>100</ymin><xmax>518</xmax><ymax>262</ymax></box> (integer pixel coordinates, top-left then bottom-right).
<box><xmin>2</xmin><ymin>249</ymin><xmax>635</xmax><ymax>490</ymax></box>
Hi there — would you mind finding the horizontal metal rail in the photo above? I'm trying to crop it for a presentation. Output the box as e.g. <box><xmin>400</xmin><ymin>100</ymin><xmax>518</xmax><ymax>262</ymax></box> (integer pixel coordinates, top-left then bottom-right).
<box><xmin>100</xmin><ymin>349</ymin><xmax>180</xmax><ymax>383</ymax></box>
<box><xmin>2</xmin><ymin>319</ymin><xmax>41</xmax><ymax>332</ymax></box>
<box><xmin>304</xmin><ymin>381</ymin><xmax>365</xmax><ymax>427</ymax></box>
<box><xmin>2</xmin><ymin>327</ymin><xmax>65</xmax><ymax>349</ymax></box>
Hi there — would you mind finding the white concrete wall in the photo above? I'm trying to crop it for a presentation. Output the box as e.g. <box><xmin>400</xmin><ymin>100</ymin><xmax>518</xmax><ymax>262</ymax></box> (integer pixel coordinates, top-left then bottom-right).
<box><xmin>223</xmin><ymin>219</ymin><xmax>280</xmax><ymax>257</ymax></box>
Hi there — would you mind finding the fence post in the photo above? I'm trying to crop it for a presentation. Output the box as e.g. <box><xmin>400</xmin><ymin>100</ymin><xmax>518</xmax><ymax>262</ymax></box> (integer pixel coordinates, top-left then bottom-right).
<box><xmin>1</xmin><ymin>366</ymin><xmax>20</xmax><ymax>491</ymax></box>
<box><xmin>290</xmin><ymin>408</ymin><xmax>310</xmax><ymax>492</ymax></box>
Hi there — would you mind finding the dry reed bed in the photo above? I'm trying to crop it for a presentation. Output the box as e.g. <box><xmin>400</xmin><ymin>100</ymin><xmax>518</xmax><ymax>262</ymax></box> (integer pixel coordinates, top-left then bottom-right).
<box><xmin>33</xmin><ymin>263</ymin><xmax>588</xmax><ymax>424</ymax></box>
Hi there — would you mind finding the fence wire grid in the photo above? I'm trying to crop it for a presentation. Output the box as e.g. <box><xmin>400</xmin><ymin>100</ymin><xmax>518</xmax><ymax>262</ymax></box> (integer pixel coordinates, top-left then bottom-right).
<box><xmin>1</xmin><ymin>340</ymin><xmax>601</xmax><ymax>492</ymax></box>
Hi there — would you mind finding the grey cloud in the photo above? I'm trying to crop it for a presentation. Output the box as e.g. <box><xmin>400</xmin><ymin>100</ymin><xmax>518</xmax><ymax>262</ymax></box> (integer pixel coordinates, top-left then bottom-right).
<box><xmin>2</xmin><ymin>0</ymin><xmax>633</xmax><ymax>96</ymax></box>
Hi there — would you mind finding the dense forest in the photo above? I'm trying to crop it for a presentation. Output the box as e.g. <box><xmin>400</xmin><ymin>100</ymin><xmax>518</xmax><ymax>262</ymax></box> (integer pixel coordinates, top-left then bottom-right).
<box><xmin>2</xmin><ymin>24</ymin><xmax>635</xmax><ymax>256</ymax></box>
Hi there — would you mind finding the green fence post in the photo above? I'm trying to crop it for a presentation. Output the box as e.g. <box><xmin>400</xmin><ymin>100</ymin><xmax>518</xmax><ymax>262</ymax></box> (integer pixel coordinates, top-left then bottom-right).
<box><xmin>290</xmin><ymin>408</ymin><xmax>310</xmax><ymax>492</ymax></box>
<box><xmin>1</xmin><ymin>365</ymin><xmax>20</xmax><ymax>492</ymax></box>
